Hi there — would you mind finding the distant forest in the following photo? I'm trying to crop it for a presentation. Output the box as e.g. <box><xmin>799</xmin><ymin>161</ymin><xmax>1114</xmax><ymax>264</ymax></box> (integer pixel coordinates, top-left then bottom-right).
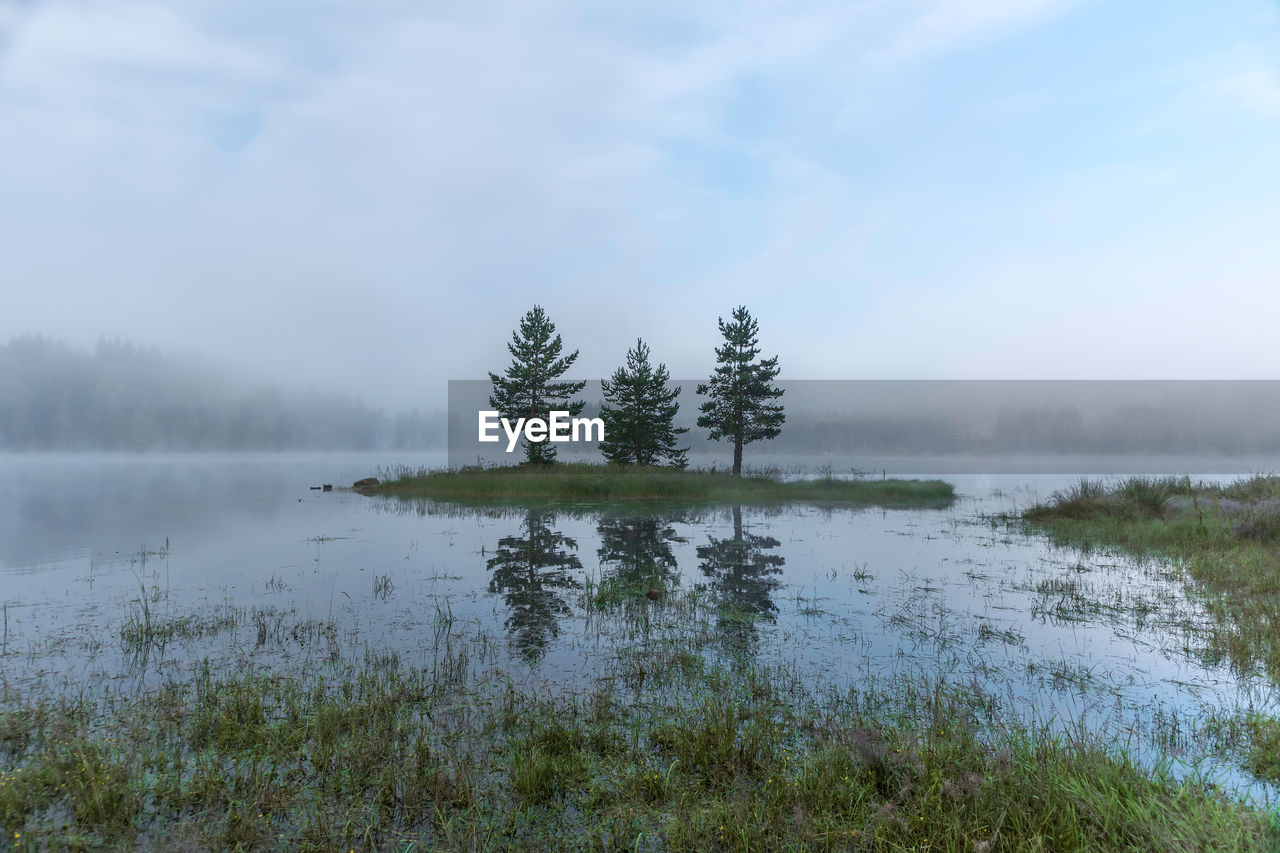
<box><xmin>6</xmin><ymin>336</ymin><xmax>1278</xmax><ymax>455</ymax></box>
<box><xmin>601</xmin><ymin>407</ymin><xmax>1280</xmax><ymax>456</ymax></box>
<box><xmin>453</xmin><ymin>378</ymin><xmax>1280</xmax><ymax>461</ymax></box>
<box><xmin>746</xmin><ymin>407</ymin><xmax>1280</xmax><ymax>455</ymax></box>
<box><xmin>0</xmin><ymin>337</ymin><xmax>443</xmax><ymax>451</ymax></box>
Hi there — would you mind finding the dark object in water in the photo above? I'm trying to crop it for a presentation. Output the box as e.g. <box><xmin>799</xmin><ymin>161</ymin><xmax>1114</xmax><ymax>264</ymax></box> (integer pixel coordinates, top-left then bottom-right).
<box><xmin>310</xmin><ymin>486</ymin><xmax>321</xmax><ymax>490</ymax></box>
<box><xmin>645</xmin><ymin>588</ymin><xmax>664</xmax><ymax>601</ymax></box>
<box><xmin>322</xmin><ymin>484</ymin><xmax>333</xmax><ymax>492</ymax></box>
<box><xmin>353</xmin><ymin>477</ymin><xmax>379</xmax><ymax>488</ymax></box>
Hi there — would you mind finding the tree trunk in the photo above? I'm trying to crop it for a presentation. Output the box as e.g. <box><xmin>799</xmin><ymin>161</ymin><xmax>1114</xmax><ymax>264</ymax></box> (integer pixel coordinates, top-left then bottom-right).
<box><xmin>732</xmin><ymin>436</ymin><xmax>743</xmax><ymax>477</ymax></box>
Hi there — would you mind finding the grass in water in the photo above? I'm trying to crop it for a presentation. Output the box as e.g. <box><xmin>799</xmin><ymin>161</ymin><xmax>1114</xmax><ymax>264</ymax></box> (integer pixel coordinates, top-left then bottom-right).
<box><xmin>366</xmin><ymin>463</ymin><xmax>956</xmax><ymax>507</ymax></box>
<box><xmin>1017</xmin><ymin>474</ymin><xmax>1280</xmax><ymax>681</ymax></box>
<box><xmin>1016</xmin><ymin>474</ymin><xmax>1280</xmax><ymax>785</ymax></box>
<box><xmin>2</xmin><ymin>587</ymin><xmax>1278</xmax><ymax>850</ymax></box>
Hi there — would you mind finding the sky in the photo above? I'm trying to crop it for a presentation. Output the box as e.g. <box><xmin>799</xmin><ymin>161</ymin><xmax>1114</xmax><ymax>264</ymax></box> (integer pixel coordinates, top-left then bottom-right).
<box><xmin>2</xmin><ymin>0</ymin><xmax>1279</xmax><ymax>409</ymax></box>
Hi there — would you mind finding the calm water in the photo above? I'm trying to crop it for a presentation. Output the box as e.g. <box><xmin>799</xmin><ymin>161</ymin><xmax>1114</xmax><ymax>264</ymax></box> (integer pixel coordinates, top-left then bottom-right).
<box><xmin>2</xmin><ymin>452</ymin><xmax>1279</xmax><ymax>800</ymax></box>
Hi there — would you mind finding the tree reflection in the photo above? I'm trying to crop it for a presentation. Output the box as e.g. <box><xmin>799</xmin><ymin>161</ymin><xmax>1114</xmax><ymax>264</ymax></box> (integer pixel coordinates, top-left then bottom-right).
<box><xmin>696</xmin><ymin>505</ymin><xmax>785</xmax><ymax>652</ymax></box>
<box><xmin>486</xmin><ymin>509</ymin><xmax>582</xmax><ymax>662</ymax></box>
<box><xmin>595</xmin><ymin>513</ymin><xmax>687</xmax><ymax>596</ymax></box>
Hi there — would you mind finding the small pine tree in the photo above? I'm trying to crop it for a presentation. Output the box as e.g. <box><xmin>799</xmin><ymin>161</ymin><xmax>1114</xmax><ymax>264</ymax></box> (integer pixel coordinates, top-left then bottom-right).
<box><xmin>488</xmin><ymin>306</ymin><xmax>586</xmax><ymax>465</ymax></box>
<box><xmin>598</xmin><ymin>338</ymin><xmax>689</xmax><ymax>468</ymax></box>
<box><xmin>696</xmin><ymin>306</ymin><xmax>784</xmax><ymax>476</ymax></box>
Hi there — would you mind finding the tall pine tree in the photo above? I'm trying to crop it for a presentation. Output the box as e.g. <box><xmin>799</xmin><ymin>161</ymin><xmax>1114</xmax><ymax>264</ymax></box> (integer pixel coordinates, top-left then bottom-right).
<box><xmin>488</xmin><ymin>306</ymin><xmax>586</xmax><ymax>465</ymax></box>
<box><xmin>598</xmin><ymin>338</ymin><xmax>689</xmax><ymax>468</ymax></box>
<box><xmin>696</xmin><ymin>306</ymin><xmax>784</xmax><ymax>476</ymax></box>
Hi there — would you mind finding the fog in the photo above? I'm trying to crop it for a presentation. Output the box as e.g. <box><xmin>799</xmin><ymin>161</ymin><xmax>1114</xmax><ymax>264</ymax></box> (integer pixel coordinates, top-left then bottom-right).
<box><xmin>2</xmin><ymin>2</ymin><xmax>1277</xmax><ymax>425</ymax></box>
<box><xmin>0</xmin><ymin>336</ymin><xmax>440</xmax><ymax>450</ymax></box>
<box><xmin>447</xmin><ymin>378</ymin><xmax>1280</xmax><ymax>465</ymax></box>
<box><xmin>4</xmin><ymin>336</ymin><xmax>1278</xmax><ymax>455</ymax></box>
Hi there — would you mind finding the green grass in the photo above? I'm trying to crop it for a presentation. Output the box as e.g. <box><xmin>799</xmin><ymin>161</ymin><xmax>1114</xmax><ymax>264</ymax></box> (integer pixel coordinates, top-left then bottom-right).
<box><xmin>119</xmin><ymin>603</ymin><xmax>245</xmax><ymax>652</ymax></box>
<box><xmin>367</xmin><ymin>463</ymin><xmax>956</xmax><ymax>507</ymax></box>
<box><xmin>8</xmin><ymin>475</ymin><xmax>1280</xmax><ymax>849</ymax></box>
<box><xmin>1242</xmin><ymin>715</ymin><xmax>1280</xmax><ymax>782</ymax></box>
<box><xmin>1016</xmin><ymin>474</ymin><xmax>1280</xmax><ymax>683</ymax></box>
<box><xmin>1012</xmin><ymin>475</ymin><xmax>1280</xmax><ymax>790</ymax></box>
<box><xmin>3</xmin><ymin>587</ymin><xmax>1279</xmax><ymax>850</ymax></box>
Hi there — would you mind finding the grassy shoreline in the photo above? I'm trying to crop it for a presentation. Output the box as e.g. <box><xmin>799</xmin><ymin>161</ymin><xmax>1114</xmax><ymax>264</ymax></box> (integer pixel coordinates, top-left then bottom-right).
<box><xmin>365</xmin><ymin>463</ymin><xmax>956</xmax><ymax>507</ymax></box>
<box><xmin>3</xmin><ymin>586</ymin><xmax>1275</xmax><ymax>850</ymax></box>
<box><xmin>1014</xmin><ymin>474</ymin><xmax>1280</xmax><ymax>683</ymax></box>
<box><xmin>10</xmin><ymin>475</ymin><xmax>1280</xmax><ymax>848</ymax></box>
<box><xmin>1013</xmin><ymin>474</ymin><xmax>1280</xmax><ymax>788</ymax></box>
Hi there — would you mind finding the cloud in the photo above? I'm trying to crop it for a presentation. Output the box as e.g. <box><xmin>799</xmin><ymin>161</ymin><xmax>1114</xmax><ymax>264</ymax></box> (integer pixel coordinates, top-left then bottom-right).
<box><xmin>1205</xmin><ymin>67</ymin><xmax>1280</xmax><ymax>117</ymax></box>
<box><xmin>869</xmin><ymin>0</ymin><xmax>1084</xmax><ymax>65</ymax></box>
<box><xmin>0</xmin><ymin>0</ymin><xmax>1277</xmax><ymax>407</ymax></box>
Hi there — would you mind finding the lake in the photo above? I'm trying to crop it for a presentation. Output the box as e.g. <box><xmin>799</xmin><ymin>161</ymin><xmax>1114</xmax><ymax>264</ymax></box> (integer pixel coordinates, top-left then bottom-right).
<box><xmin>2</xmin><ymin>451</ymin><xmax>1279</xmax><ymax>804</ymax></box>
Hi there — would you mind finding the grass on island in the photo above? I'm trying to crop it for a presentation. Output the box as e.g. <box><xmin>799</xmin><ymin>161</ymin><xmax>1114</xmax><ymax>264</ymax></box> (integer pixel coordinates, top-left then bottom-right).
<box><xmin>366</xmin><ymin>463</ymin><xmax>956</xmax><ymax>507</ymax></box>
<box><xmin>3</xmin><ymin>587</ymin><xmax>1276</xmax><ymax>851</ymax></box>
<box><xmin>1014</xmin><ymin>474</ymin><xmax>1280</xmax><ymax>782</ymax></box>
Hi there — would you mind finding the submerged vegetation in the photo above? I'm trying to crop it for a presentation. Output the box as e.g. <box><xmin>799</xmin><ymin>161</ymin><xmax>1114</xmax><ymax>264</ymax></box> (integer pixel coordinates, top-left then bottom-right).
<box><xmin>367</xmin><ymin>463</ymin><xmax>956</xmax><ymax>506</ymax></box>
<box><xmin>11</xmin><ymin>466</ymin><xmax>1280</xmax><ymax>848</ymax></box>
<box><xmin>1015</xmin><ymin>474</ymin><xmax>1280</xmax><ymax>788</ymax></box>
<box><xmin>1016</xmin><ymin>474</ymin><xmax>1280</xmax><ymax>683</ymax></box>
<box><xmin>4</xmin><ymin>585</ymin><xmax>1276</xmax><ymax>850</ymax></box>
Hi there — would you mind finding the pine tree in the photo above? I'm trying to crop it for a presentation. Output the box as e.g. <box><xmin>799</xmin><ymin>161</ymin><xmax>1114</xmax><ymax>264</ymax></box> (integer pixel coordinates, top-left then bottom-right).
<box><xmin>488</xmin><ymin>306</ymin><xmax>586</xmax><ymax>465</ymax></box>
<box><xmin>598</xmin><ymin>339</ymin><xmax>689</xmax><ymax>468</ymax></box>
<box><xmin>696</xmin><ymin>306</ymin><xmax>784</xmax><ymax>476</ymax></box>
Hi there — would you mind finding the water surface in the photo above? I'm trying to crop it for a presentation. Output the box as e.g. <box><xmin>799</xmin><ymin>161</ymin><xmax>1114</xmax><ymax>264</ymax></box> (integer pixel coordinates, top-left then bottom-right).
<box><xmin>2</xmin><ymin>452</ymin><xmax>1278</xmax><ymax>801</ymax></box>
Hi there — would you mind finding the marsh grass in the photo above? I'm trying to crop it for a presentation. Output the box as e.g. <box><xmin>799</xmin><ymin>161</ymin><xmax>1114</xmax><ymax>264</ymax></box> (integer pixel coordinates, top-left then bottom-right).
<box><xmin>1017</xmin><ymin>474</ymin><xmax>1280</xmax><ymax>788</ymax></box>
<box><xmin>367</xmin><ymin>463</ymin><xmax>956</xmax><ymax>507</ymax></box>
<box><xmin>1241</xmin><ymin>716</ymin><xmax>1280</xmax><ymax>782</ymax></box>
<box><xmin>1018</xmin><ymin>475</ymin><xmax>1280</xmax><ymax>680</ymax></box>
<box><xmin>120</xmin><ymin>603</ymin><xmax>246</xmax><ymax>652</ymax></box>
<box><xmin>4</xmin><ymin>582</ymin><xmax>1279</xmax><ymax>850</ymax></box>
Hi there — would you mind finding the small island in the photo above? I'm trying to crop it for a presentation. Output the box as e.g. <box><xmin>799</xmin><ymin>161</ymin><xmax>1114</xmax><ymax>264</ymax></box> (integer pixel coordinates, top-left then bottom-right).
<box><xmin>364</xmin><ymin>463</ymin><xmax>955</xmax><ymax>506</ymax></box>
<box><xmin>364</xmin><ymin>306</ymin><xmax>955</xmax><ymax>508</ymax></box>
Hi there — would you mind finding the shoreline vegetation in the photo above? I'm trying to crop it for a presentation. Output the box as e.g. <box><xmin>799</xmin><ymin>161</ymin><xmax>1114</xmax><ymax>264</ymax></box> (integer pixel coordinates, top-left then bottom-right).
<box><xmin>4</xmin><ymin>585</ymin><xmax>1275</xmax><ymax>850</ymax></box>
<box><xmin>10</xmin><ymin>473</ymin><xmax>1280</xmax><ymax>847</ymax></box>
<box><xmin>362</xmin><ymin>463</ymin><xmax>957</xmax><ymax>506</ymax></box>
<box><xmin>1013</xmin><ymin>474</ymin><xmax>1280</xmax><ymax>791</ymax></box>
<box><xmin>1013</xmin><ymin>474</ymin><xmax>1280</xmax><ymax>683</ymax></box>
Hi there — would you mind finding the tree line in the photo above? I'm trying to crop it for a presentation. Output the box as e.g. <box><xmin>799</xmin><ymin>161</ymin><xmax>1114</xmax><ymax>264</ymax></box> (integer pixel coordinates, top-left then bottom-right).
<box><xmin>488</xmin><ymin>305</ymin><xmax>785</xmax><ymax>475</ymax></box>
